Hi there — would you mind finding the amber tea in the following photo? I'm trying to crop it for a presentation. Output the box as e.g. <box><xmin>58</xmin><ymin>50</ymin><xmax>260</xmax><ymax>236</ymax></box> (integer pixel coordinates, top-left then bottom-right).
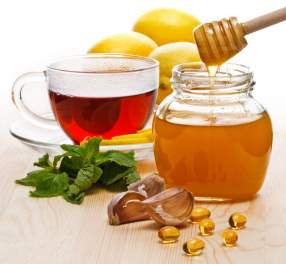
<box><xmin>49</xmin><ymin>89</ymin><xmax>156</xmax><ymax>144</ymax></box>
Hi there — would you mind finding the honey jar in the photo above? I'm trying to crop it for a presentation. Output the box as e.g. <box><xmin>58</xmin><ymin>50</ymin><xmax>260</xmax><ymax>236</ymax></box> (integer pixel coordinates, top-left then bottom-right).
<box><xmin>153</xmin><ymin>63</ymin><xmax>273</xmax><ymax>201</ymax></box>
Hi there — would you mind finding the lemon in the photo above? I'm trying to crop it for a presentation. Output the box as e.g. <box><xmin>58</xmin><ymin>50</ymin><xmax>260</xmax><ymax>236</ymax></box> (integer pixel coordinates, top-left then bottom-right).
<box><xmin>149</xmin><ymin>42</ymin><xmax>201</xmax><ymax>103</ymax></box>
<box><xmin>133</xmin><ymin>8</ymin><xmax>200</xmax><ymax>45</ymax></box>
<box><xmin>88</xmin><ymin>32</ymin><xmax>157</xmax><ymax>56</ymax></box>
<box><xmin>101</xmin><ymin>129</ymin><xmax>153</xmax><ymax>145</ymax></box>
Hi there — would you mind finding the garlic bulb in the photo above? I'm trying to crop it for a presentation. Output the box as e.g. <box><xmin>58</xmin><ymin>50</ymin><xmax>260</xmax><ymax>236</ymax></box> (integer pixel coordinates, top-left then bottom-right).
<box><xmin>128</xmin><ymin>173</ymin><xmax>165</xmax><ymax>198</ymax></box>
<box><xmin>108</xmin><ymin>191</ymin><xmax>149</xmax><ymax>225</ymax></box>
<box><xmin>142</xmin><ymin>188</ymin><xmax>194</xmax><ymax>226</ymax></box>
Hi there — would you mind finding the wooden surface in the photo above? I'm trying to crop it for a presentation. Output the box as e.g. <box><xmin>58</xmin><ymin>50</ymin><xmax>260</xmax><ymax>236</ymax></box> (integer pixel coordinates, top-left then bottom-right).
<box><xmin>1</xmin><ymin>110</ymin><xmax>286</xmax><ymax>263</ymax></box>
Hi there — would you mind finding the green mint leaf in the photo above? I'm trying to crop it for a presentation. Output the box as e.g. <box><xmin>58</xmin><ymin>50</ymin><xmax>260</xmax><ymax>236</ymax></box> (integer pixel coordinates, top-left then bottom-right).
<box><xmin>64</xmin><ymin>162</ymin><xmax>102</xmax><ymax>204</ymax></box>
<box><xmin>60</xmin><ymin>144</ymin><xmax>82</xmax><ymax>157</ymax></box>
<box><xmin>124</xmin><ymin>167</ymin><xmax>140</xmax><ymax>185</ymax></box>
<box><xmin>16</xmin><ymin>136</ymin><xmax>139</xmax><ymax>205</ymax></box>
<box><xmin>60</xmin><ymin>137</ymin><xmax>101</xmax><ymax>162</ymax></box>
<box><xmin>105</xmin><ymin>167</ymin><xmax>139</xmax><ymax>191</ymax></box>
<box><xmin>59</xmin><ymin>156</ymin><xmax>82</xmax><ymax>177</ymax></box>
<box><xmin>53</xmin><ymin>154</ymin><xmax>64</xmax><ymax>169</ymax></box>
<box><xmin>63</xmin><ymin>191</ymin><xmax>85</xmax><ymax>204</ymax></box>
<box><xmin>80</xmin><ymin>137</ymin><xmax>102</xmax><ymax>161</ymax></box>
<box><xmin>33</xmin><ymin>154</ymin><xmax>53</xmax><ymax>169</ymax></box>
<box><xmin>16</xmin><ymin>170</ymin><xmax>52</xmax><ymax>186</ymax></box>
<box><xmin>95</xmin><ymin>151</ymin><xmax>136</xmax><ymax>167</ymax></box>
<box><xmin>29</xmin><ymin>172</ymin><xmax>69</xmax><ymax>197</ymax></box>
<box><xmin>105</xmin><ymin>178</ymin><xmax>128</xmax><ymax>193</ymax></box>
<box><xmin>100</xmin><ymin>162</ymin><xmax>134</xmax><ymax>186</ymax></box>
<box><xmin>73</xmin><ymin>163</ymin><xmax>102</xmax><ymax>190</ymax></box>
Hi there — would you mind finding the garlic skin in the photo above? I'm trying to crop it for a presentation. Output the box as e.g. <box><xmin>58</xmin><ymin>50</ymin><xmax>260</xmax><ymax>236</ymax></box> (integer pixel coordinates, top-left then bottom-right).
<box><xmin>108</xmin><ymin>191</ymin><xmax>150</xmax><ymax>225</ymax></box>
<box><xmin>142</xmin><ymin>188</ymin><xmax>194</xmax><ymax>226</ymax></box>
<box><xmin>108</xmin><ymin>175</ymin><xmax>193</xmax><ymax>226</ymax></box>
<box><xmin>128</xmin><ymin>173</ymin><xmax>165</xmax><ymax>198</ymax></box>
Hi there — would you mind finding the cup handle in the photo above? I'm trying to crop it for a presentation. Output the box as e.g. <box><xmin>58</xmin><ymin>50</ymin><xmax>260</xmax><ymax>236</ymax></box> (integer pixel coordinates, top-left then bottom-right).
<box><xmin>12</xmin><ymin>71</ymin><xmax>59</xmax><ymax>129</ymax></box>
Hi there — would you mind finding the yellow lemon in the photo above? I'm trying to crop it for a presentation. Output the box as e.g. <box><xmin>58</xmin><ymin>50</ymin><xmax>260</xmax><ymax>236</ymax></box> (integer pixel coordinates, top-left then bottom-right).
<box><xmin>133</xmin><ymin>8</ymin><xmax>200</xmax><ymax>45</ymax></box>
<box><xmin>88</xmin><ymin>32</ymin><xmax>157</xmax><ymax>56</ymax></box>
<box><xmin>149</xmin><ymin>42</ymin><xmax>201</xmax><ymax>103</ymax></box>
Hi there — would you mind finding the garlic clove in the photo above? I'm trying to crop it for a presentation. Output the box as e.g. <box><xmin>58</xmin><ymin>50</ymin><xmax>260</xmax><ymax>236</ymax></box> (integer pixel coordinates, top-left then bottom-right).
<box><xmin>108</xmin><ymin>191</ymin><xmax>150</xmax><ymax>225</ymax></box>
<box><xmin>142</xmin><ymin>188</ymin><xmax>194</xmax><ymax>226</ymax></box>
<box><xmin>128</xmin><ymin>173</ymin><xmax>165</xmax><ymax>198</ymax></box>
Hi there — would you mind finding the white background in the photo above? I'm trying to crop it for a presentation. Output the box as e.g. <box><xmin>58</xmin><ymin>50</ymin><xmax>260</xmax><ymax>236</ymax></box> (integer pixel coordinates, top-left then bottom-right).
<box><xmin>1</xmin><ymin>0</ymin><xmax>285</xmax><ymax>132</ymax></box>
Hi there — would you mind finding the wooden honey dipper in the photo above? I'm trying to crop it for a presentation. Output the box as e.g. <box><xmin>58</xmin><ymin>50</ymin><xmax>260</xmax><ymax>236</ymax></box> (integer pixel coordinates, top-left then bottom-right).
<box><xmin>194</xmin><ymin>7</ymin><xmax>286</xmax><ymax>66</ymax></box>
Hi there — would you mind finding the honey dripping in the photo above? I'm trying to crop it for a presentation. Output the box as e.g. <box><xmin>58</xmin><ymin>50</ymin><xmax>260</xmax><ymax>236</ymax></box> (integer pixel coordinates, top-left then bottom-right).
<box><xmin>192</xmin><ymin>7</ymin><xmax>286</xmax><ymax>124</ymax></box>
<box><xmin>206</xmin><ymin>65</ymin><xmax>219</xmax><ymax>124</ymax></box>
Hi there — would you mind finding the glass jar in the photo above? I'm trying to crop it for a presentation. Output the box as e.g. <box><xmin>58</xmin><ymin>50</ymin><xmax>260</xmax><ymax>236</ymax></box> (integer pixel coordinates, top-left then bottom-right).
<box><xmin>153</xmin><ymin>63</ymin><xmax>273</xmax><ymax>201</ymax></box>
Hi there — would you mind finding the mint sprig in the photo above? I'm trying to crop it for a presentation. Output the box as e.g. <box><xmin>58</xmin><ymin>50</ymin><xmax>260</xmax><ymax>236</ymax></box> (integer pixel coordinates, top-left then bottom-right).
<box><xmin>16</xmin><ymin>137</ymin><xmax>140</xmax><ymax>204</ymax></box>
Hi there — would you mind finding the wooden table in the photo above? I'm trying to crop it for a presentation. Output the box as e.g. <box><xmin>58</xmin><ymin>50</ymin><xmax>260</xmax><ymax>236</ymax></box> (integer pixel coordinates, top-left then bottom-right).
<box><xmin>1</xmin><ymin>112</ymin><xmax>286</xmax><ymax>263</ymax></box>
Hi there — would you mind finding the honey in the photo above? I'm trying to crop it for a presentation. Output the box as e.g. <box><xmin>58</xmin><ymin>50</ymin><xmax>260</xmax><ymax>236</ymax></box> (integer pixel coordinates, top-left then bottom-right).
<box><xmin>154</xmin><ymin>62</ymin><xmax>273</xmax><ymax>201</ymax></box>
<box><xmin>153</xmin><ymin>111</ymin><xmax>272</xmax><ymax>201</ymax></box>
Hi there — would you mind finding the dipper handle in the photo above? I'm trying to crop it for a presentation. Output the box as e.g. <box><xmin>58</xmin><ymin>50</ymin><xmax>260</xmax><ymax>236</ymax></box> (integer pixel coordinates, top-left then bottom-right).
<box><xmin>243</xmin><ymin>7</ymin><xmax>286</xmax><ymax>34</ymax></box>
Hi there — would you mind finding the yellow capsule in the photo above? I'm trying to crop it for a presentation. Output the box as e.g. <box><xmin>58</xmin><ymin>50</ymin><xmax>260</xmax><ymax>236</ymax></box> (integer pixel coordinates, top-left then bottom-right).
<box><xmin>183</xmin><ymin>238</ymin><xmax>205</xmax><ymax>256</ymax></box>
<box><xmin>199</xmin><ymin>218</ymin><xmax>215</xmax><ymax>236</ymax></box>
<box><xmin>191</xmin><ymin>207</ymin><xmax>211</xmax><ymax>223</ymax></box>
<box><xmin>229</xmin><ymin>213</ymin><xmax>247</xmax><ymax>230</ymax></box>
<box><xmin>222</xmin><ymin>229</ymin><xmax>238</xmax><ymax>247</ymax></box>
<box><xmin>158</xmin><ymin>226</ymin><xmax>180</xmax><ymax>244</ymax></box>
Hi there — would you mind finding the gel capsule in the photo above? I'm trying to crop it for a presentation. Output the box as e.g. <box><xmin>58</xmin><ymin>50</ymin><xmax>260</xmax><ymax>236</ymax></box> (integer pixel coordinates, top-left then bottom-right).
<box><xmin>183</xmin><ymin>238</ymin><xmax>205</xmax><ymax>256</ymax></box>
<box><xmin>222</xmin><ymin>229</ymin><xmax>238</xmax><ymax>247</ymax></box>
<box><xmin>158</xmin><ymin>226</ymin><xmax>180</xmax><ymax>244</ymax></box>
<box><xmin>191</xmin><ymin>207</ymin><xmax>211</xmax><ymax>223</ymax></box>
<box><xmin>229</xmin><ymin>213</ymin><xmax>247</xmax><ymax>230</ymax></box>
<box><xmin>199</xmin><ymin>218</ymin><xmax>215</xmax><ymax>236</ymax></box>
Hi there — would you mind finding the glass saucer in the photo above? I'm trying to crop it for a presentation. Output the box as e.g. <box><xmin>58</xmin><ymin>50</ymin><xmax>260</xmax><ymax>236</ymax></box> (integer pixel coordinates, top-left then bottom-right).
<box><xmin>9</xmin><ymin>119</ymin><xmax>154</xmax><ymax>160</ymax></box>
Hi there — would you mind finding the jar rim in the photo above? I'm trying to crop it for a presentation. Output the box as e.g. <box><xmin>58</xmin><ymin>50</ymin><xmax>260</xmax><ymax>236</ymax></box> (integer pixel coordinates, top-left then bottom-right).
<box><xmin>171</xmin><ymin>62</ymin><xmax>254</xmax><ymax>95</ymax></box>
<box><xmin>172</xmin><ymin>62</ymin><xmax>252</xmax><ymax>79</ymax></box>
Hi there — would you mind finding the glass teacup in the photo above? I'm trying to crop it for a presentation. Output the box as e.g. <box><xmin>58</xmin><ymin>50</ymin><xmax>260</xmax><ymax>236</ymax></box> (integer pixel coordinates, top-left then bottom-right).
<box><xmin>12</xmin><ymin>54</ymin><xmax>159</xmax><ymax>144</ymax></box>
